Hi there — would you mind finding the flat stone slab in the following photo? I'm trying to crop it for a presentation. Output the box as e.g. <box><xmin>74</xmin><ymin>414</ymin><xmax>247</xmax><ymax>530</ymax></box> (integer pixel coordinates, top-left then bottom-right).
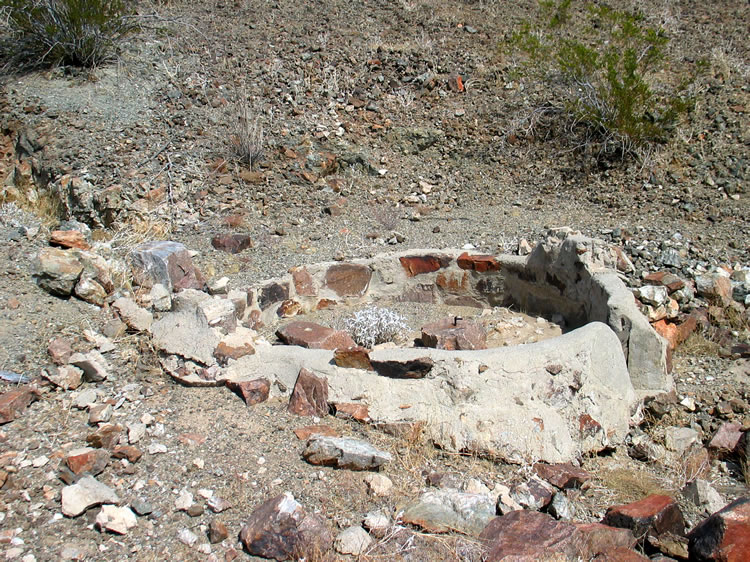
<box><xmin>401</xmin><ymin>488</ymin><xmax>495</xmax><ymax>536</ymax></box>
<box><xmin>61</xmin><ymin>475</ymin><xmax>119</xmax><ymax>517</ymax></box>
<box><xmin>151</xmin><ymin>307</ymin><xmax>219</xmax><ymax>366</ymax></box>
<box><xmin>302</xmin><ymin>436</ymin><xmax>392</xmax><ymax>470</ymax></box>
<box><xmin>276</xmin><ymin>321</ymin><xmax>355</xmax><ymax>350</ymax></box>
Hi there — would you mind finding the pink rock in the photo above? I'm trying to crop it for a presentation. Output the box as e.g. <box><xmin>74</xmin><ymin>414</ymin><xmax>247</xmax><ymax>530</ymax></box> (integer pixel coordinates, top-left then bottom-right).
<box><xmin>214</xmin><ymin>341</ymin><xmax>255</xmax><ymax>364</ymax></box>
<box><xmin>708</xmin><ymin>422</ymin><xmax>744</xmax><ymax>457</ymax></box>
<box><xmin>603</xmin><ymin>495</ymin><xmax>685</xmax><ymax>540</ymax></box>
<box><xmin>47</xmin><ymin>337</ymin><xmax>73</xmax><ymax>364</ymax></box>
<box><xmin>288</xmin><ymin>368</ymin><xmax>328</xmax><ymax>417</ymax></box>
<box><xmin>688</xmin><ymin>496</ymin><xmax>750</xmax><ymax>562</ymax></box>
<box><xmin>291</xmin><ymin>267</ymin><xmax>317</xmax><ymax>296</ymax></box>
<box><xmin>421</xmin><ymin>317</ymin><xmax>487</xmax><ymax>350</ymax></box>
<box><xmin>211</xmin><ymin>233</ymin><xmax>253</xmax><ymax>254</ymax></box>
<box><xmin>323</xmin><ymin>263</ymin><xmax>371</xmax><ymax>297</ymax></box>
<box><xmin>226</xmin><ymin>378</ymin><xmax>270</xmax><ymax>406</ymax></box>
<box><xmin>239</xmin><ymin>493</ymin><xmax>332</xmax><ymax>560</ymax></box>
<box><xmin>479</xmin><ymin>511</ymin><xmax>637</xmax><ymax>561</ymax></box>
<box><xmin>534</xmin><ymin>463</ymin><xmax>592</xmax><ymax>489</ymax></box>
<box><xmin>86</xmin><ymin>424</ymin><xmax>123</xmax><ymax>450</ymax></box>
<box><xmin>293</xmin><ymin>425</ymin><xmax>338</xmax><ymax>440</ymax></box>
<box><xmin>276</xmin><ymin>321</ymin><xmax>356</xmax><ymax>350</ymax></box>
<box><xmin>332</xmin><ymin>403</ymin><xmax>370</xmax><ymax>423</ymax></box>
<box><xmin>50</xmin><ymin>230</ymin><xmax>90</xmax><ymax>250</ymax></box>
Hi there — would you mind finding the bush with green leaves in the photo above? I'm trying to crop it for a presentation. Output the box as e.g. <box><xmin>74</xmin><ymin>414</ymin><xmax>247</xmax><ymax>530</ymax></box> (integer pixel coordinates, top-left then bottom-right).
<box><xmin>505</xmin><ymin>0</ymin><xmax>695</xmax><ymax>160</ymax></box>
<box><xmin>0</xmin><ymin>0</ymin><xmax>136</xmax><ymax>69</ymax></box>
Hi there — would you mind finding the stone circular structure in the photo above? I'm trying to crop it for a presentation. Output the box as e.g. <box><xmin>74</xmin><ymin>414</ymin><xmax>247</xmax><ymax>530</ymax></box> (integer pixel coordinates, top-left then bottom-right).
<box><xmin>155</xmin><ymin>233</ymin><xmax>670</xmax><ymax>464</ymax></box>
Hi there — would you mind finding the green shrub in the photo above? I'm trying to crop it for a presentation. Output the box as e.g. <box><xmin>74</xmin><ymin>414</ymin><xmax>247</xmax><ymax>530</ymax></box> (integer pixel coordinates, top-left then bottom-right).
<box><xmin>0</xmin><ymin>0</ymin><xmax>136</xmax><ymax>69</ymax></box>
<box><xmin>505</xmin><ymin>1</ymin><xmax>695</xmax><ymax>160</ymax></box>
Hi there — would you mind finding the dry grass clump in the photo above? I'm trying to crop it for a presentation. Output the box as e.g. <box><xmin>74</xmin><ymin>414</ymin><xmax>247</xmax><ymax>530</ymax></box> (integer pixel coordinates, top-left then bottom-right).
<box><xmin>229</xmin><ymin>102</ymin><xmax>264</xmax><ymax>170</ymax></box>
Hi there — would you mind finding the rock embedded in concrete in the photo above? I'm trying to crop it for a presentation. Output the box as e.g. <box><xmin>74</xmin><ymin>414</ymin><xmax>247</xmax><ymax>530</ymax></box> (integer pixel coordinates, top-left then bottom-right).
<box><xmin>33</xmin><ymin>247</ymin><xmax>84</xmax><ymax>296</ymax></box>
<box><xmin>333</xmin><ymin>346</ymin><xmax>372</xmax><ymax>369</ymax></box>
<box><xmin>370</xmin><ymin>356</ymin><xmax>434</xmax><ymax>379</ymax></box>
<box><xmin>214</xmin><ymin>339</ymin><xmax>256</xmax><ymax>365</ymax></box>
<box><xmin>239</xmin><ymin>492</ymin><xmax>332</xmax><ymax>560</ymax></box>
<box><xmin>96</xmin><ymin>505</ymin><xmax>137</xmax><ymax>535</ymax></box>
<box><xmin>258</xmin><ymin>281</ymin><xmax>290</xmax><ymax>310</ymax></box>
<box><xmin>332</xmin><ymin>402</ymin><xmax>370</xmax><ymax>422</ymax></box>
<box><xmin>303</xmin><ymin>436</ymin><xmax>392</xmax><ymax>470</ymax></box>
<box><xmin>399</xmin><ymin>254</ymin><xmax>451</xmax><ymax>277</ymax></box>
<box><xmin>276</xmin><ymin>321</ymin><xmax>356</xmax><ymax>350</ymax></box>
<box><xmin>61</xmin><ymin>475</ymin><xmax>119</xmax><ymax>517</ymax></box>
<box><xmin>401</xmin><ymin>488</ymin><xmax>495</xmax><ymax>536</ymax></box>
<box><xmin>130</xmin><ymin>240</ymin><xmax>203</xmax><ymax>291</ymax></box>
<box><xmin>0</xmin><ymin>386</ymin><xmax>38</xmax><ymax>424</ymax></box>
<box><xmin>226</xmin><ymin>378</ymin><xmax>270</xmax><ymax>406</ymax></box>
<box><xmin>688</xmin><ymin>496</ymin><xmax>750</xmax><ymax>561</ymax></box>
<box><xmin>603</xmin><ymin>495</ymin><xmax>685</xmax><ymax>541</ymax></box>
<box><xmin>335</xmin><ymin>526</ymin><xmax>373</xmax><ymax>555</ymax></box>
<box><xmin>293</xmin><ymin>425</ymin><xmax>338</xmax><ymax>440</ymax></box>
<box><xmin>421</xmin><ymin>317</ymin><xmax>487</xmax><ymax>350</ymax></box>
<box><xmin>323</xmin><ymin>263</ymin><xmax>372</xmax><ymax>297</ymax></box>
<box><xmin>291</xmin><ymin>267</ymin><xmax>316</xmax><ymax>296</ymax></box>
<box><xmin>211</xmin><ymin>233</ymin><xmax>253</xmax><ymax>254</ymax></box>
<box><xmin>287</xmin><ymin>368</ymin><xmax>328</xmax><ymax>417</ymax></box>
<box><xmin>457</xmin><ymin>252</ymin><xmax>500</xmax><ymax>272</ymax></box>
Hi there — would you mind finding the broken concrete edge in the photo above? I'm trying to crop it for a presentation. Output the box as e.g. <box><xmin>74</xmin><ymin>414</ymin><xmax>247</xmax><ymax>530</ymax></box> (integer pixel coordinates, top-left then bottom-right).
<box><xmin>233</xmin><ymin>237</ymin><xmax>670</xmax><ymax>396</ymax></box>
<box><xmin>218</xmin><ymin>321</ymin><xmax>638</xmax><ymax>464</ymax></box>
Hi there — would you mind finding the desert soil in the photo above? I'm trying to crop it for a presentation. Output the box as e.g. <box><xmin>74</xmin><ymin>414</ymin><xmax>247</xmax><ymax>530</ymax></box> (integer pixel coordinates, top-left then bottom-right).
<box><xmin>0</xmin><ymin>0</ymin><xmax>748</xmax><ymax>560</ymax></box>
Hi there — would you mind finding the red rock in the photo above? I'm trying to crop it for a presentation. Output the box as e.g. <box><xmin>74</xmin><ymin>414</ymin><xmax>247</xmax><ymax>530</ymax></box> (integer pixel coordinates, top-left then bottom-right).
<box><xmin>291</xmin><ymin>267</ymin><xmax>316</xmax><ymax>296</ymax></box>
<box><xmin>131</xmin><ymin>241</ymin><xmax>204</xmax><ymax>291</ymax></box>
<box><xmin>0</xmin><ymin>386</ymin><xmax>38</xmax><ymax>424</ymax></box>
<box><xmin>214</xmin><ymin>341</ymin><xmax>255</xmax><ymax>364</ymax></box>
<box><xmin>399</xmin><ymin>255</ymin><xmax>451</xmax><ymax>277</ymax></box>
<box><xmin>50</xmin><ymin>230</ymin><xmax>90</xmax><ymax>250</ymax></box>
<box><xmin>534</xmin><ymin>463</ymin><xmax>592</xmax><ymax>489</ymax></box>
<box><xmin>65</xmin><ymin>448</ymin><xmax>109</xmax><ymax>475</ymax></box>
<box><xmin>112</xmin><ymin>445</ymin><xmax>143</xmax><ymax>463</ymax></box>
<box><xmin>315</xmin><ymin>298</ymin><xmax>337</xmax><ymax>310</ymax></box>
<box><xmin>688</xmin><ymin>496</ymin><xmax>750</xmax><ymax>562</ymax></box>
<box><xmin>371</xmin><ymin>357</ymin><xmax>434</xmax><ymax>379</ymax></box>
<box><xmin>708</xmin><ymin>422</ymin><xmax>744</xmax><ymax>457</ymax></box>
<box><xmin>239</xmin><ymin>493</ymin><xmax>332</xmax><ymax>560</ymax></box>
<box><xmin>86</xmin><ymin>424</ymin><xmax>123</xmax><ymax>450</ymax></box>
<box><xmin>209</xmin><ymin>520</ymin><xmax>229</xmax><ymax>544</ymax></box>
<box><xmin>457</xmin><ymin>252</ymin><xmax>500</xmax><ymax>272</ymax></box>
<box><xmin>603</xmin><ymin>495</ymin><xmax>685</xmax><ymax>539</ymax></box>
<box><xmin>288</xmin><ymin>368</ymin><xmax>328</xmax><ymax>417</ymax></box>
<box><xmin>333</xmin><ymin>403</ymin><xmax>370</xmax><ymax>422</ymax></box>
<box><xmin>579</xmin><ymin>414</ymin><xmax>604</xmax><ymax>438</ymax></box>
<box><xmin>480</xmin><ymin>511</ymin><xmax>637</xmax><ymax>561</ymax></box>
<box><xmin>436</xmin><ymin>271</ymin><xmax>469</xmax><ymax>293</ymax></box>
<box><xmin>696</xmin><ymin>273</ymin><xmax>732</xmax><ymax>304</ymax></box>
<box><xmin>644</xmin><ymin>272</ymin><xmax>685</xmax><ymax>293</ymax></box>
<box><xmin>293</xmin><ymin>425</ymin><xmax>338</xmax><ymax>440</ymax></box>
<box><xmin>277</xmin><ymin>299</ymin><xmax>302</xmax><ymax>318</ymax></box>
<box><xmin>211</xmin><ymin>233</ymin><xmax>253</xmax><ymax>254</ymax></box>
<box><xmin>276</xmin><ymin>321</ymin><xmax>356</xmax><ymax>350</ymax></box>
<box><xmin>323</xmin><ymin>263</ymin><xmax>372</xmax><ymax>297</ymax></box>
<box><xmin>421</xmin><ymin>317</ymin><xmax>487</xmax><ymax>350</ymax></box>
<box><xmin>226</xmin><ymin>378</ymin><xmax>270</xmax><ymax>406</ymax></box>
<box><xmin>6</xmin><ymin>297</ymin><xmax>19</xmax><ymax>309</ymax></box>
<box><xmin>258</xmin><ymin>282</ymin><xmax>290</xmax><ymax>310</ymax></box>
<box><xmin>447</xmin><ymin>73</ymin><xmax>464</xmax><ymax>92</ymax></box>
<box><xmin>333</xmin><ymin>346</ymin><xmax>372</xmax><ymax>369</ymax></box>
